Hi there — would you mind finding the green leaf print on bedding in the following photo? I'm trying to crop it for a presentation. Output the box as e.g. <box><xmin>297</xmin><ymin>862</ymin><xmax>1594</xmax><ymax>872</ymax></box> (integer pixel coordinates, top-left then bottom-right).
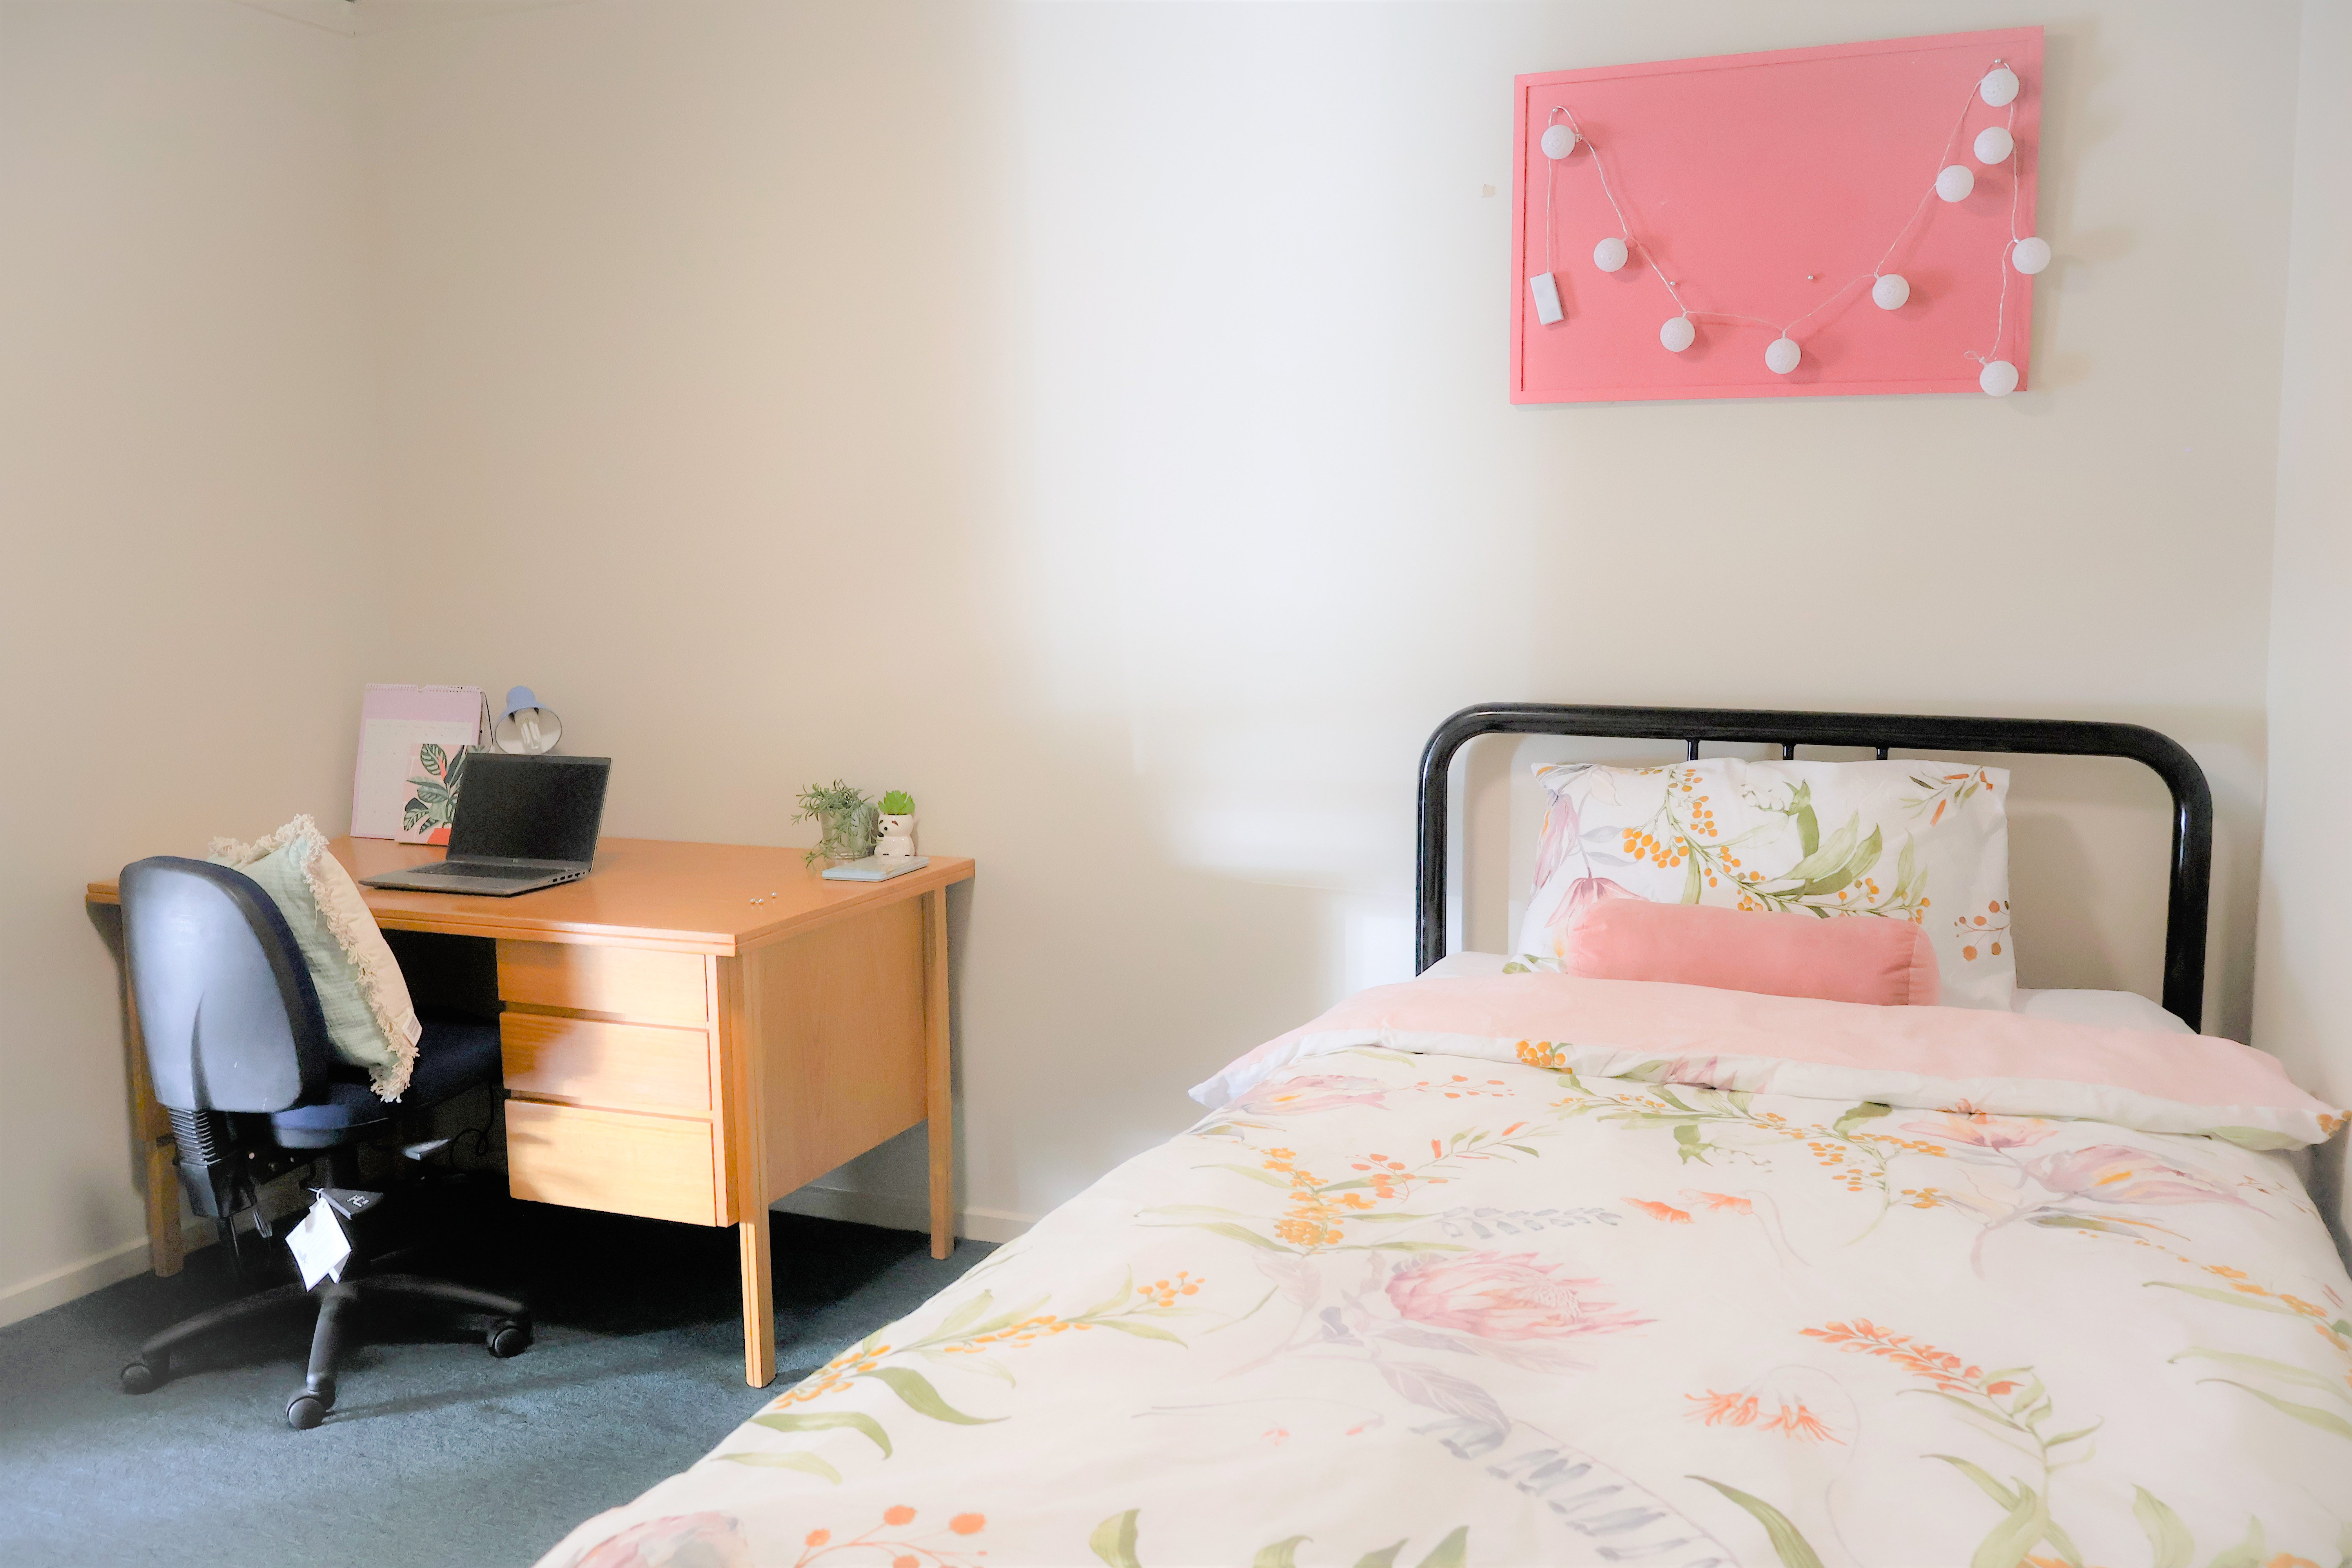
<box><xmin>1089</xmin><ymin>1510</ymin><xmax>1142</xmax><ymax>1568</ymax></box>
<box><xmin>2197</xmin><ymin>1381</ymin><xmax>2352</xmax><ymax>1441</ymax></box>
<box><xmin>711</xmin><ymin>1448</ymin><xmax>841</xmax><ymax>1481</ymax></box>
<box><xmin>748</xmin><ymin>1408</ymin><xmax>891</xmax><ymax>1456</ymax></box>
<box><xmin>865</xmin><ymin>1365</ymin><xmax>1002</xmax><ymax>1425</ymax></box>
<box><xmin>2131</xmin><ymin>1488</ymin><xmax>2194</xmax><ymax>1568</ymax></box>
<box><xmin>1686</xmin><ymin>1478</ymin><xmax>1825</xmax><ymax>1568</ymax></box>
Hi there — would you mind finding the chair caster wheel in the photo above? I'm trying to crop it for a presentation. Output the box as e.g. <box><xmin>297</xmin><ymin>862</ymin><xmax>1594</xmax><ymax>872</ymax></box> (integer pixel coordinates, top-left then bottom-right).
<box><xmin>120</xmin><ymin>1359</ymin><xmax>159</xmax><ymax>1396</ymax></box>
<box><xmin>286</xmin><ymin>1393</ymin><xmax>328</xmax><ymax>1430</ymax></box>
<box><xmin>486</xmin><ymin>1318</ymin><xmax>532</xmax><ymax>1359</ymax></box>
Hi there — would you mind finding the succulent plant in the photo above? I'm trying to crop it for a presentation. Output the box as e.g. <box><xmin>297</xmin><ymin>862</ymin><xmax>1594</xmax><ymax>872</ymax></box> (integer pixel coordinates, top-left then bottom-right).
<box><xmin>880</xmin><ymin>790</ymin><xmax>915</xmax><ymax>815</ymax></box>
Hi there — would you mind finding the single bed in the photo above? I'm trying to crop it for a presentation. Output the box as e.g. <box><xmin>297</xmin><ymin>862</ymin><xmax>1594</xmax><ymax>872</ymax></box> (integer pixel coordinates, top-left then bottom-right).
<box><xmin>537</xmin><ymin>706</ymin><xmax>2351</xmax><ymax>1568</ymax></box>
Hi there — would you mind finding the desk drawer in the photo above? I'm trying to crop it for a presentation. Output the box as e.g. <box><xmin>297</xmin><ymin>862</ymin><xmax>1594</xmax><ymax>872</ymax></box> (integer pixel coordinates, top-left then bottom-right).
<box><xmin>497</xmin><ymin>941</ymin><xmax>708</xmax><ymax>1025</ymax></box>
<box><xmin>505</xmin><ymin>1102</ymin><xmax>717</xmax><ymax>1226</ymax></box>
<box><xmin>500</xmin><ymin>1013</ymin><xmax>711</xmax><ymax>1116</ymax></box>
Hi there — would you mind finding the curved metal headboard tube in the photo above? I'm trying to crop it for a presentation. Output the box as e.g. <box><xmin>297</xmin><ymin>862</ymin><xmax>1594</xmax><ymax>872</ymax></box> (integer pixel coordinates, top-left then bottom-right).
<box><xmin>1416</xmin><ymin>704</ymin><xmax>2215</xmax><ymax>1031</ymax></box>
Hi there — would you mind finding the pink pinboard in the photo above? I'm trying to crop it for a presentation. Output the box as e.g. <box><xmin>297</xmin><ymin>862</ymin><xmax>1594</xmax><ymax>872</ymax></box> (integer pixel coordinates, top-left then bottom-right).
<box><xmin>1512</xmin><ymin>27</ymin><xmax>2042</xmax><ymax>403</ymax></box>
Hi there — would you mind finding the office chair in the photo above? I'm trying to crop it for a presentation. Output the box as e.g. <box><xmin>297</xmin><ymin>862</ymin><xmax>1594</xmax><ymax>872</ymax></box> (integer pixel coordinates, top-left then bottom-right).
<box><xmin>116</xmin><ymin>856</ymin><xmax>532</xmax><ymax>1429</ymax></box>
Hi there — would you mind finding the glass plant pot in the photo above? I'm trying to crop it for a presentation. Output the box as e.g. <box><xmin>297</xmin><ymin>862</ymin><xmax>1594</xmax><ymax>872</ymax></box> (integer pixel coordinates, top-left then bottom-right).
<box><xmin>815</xmin><ymin>803</ymin><xmax>878</xmax><ymax>864</ymax></box>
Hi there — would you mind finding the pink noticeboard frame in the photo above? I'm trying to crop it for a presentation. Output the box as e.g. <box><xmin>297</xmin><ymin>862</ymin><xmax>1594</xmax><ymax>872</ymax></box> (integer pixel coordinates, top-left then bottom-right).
<box><xmin>1511</xmin><ymin>27</ymin><xmax>2042</xmax><ymax>404</ymax></box>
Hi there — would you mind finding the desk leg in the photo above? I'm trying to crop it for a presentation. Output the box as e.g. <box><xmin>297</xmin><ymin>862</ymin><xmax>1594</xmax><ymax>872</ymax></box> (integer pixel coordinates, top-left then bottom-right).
<box><xmin>121</xmin><ymin>979</ymin><xmax>185</xmax><ymax>1279</ymax></box>
<box><xmin>739</xmin><ymin>1208</ymin><xmax>775</xmax><ymax>1387</ymax></box>
<box><xmin>923</xmin><ymin>887</ymin><xmax>953</xmax><ymax>1261</ymax></box>
<box><xmin>145</xmin><ymin>1138</ymin><xmax>185</xmax><ymax>1277</ymax></box>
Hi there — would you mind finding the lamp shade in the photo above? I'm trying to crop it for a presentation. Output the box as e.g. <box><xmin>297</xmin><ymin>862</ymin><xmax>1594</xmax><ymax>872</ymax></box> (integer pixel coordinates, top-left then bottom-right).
<box><xmin>493</xmin><ymin>686</ymin><xmax>563</xmax><ymax>754</ymax></box>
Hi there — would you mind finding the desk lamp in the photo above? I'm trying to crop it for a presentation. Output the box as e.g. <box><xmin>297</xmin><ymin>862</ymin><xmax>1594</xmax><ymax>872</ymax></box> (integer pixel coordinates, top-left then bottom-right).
<box><xmin>493</xmin><ymin>686</ymin><xmax>562</xmax><ymax>755</ymax></box>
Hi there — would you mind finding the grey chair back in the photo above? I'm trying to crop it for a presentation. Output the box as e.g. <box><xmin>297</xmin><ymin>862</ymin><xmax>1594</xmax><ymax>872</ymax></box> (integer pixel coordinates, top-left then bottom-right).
<box><xmin>121</xmin><ymin>857</ymin><xmax>333</xmax><ymax>1115</ymax></box>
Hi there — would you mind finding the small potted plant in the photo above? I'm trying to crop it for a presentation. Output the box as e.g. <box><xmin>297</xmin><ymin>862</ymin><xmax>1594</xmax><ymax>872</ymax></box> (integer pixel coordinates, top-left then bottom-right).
<box><xmin>875</xmin><ymin>791</ymin><xmax>918</xmax><ymax>860</ymax></box>
<box><xmin>795</xmin><ymin>780</ymin><xmax>877</xmax><ymax>866</ymax></box>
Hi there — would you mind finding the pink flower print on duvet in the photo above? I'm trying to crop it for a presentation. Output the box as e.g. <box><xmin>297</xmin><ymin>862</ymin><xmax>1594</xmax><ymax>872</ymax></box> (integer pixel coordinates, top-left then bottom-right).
<box><xmin>1385</xmin><ymin>1252</ymin><xmax>1646</xmax><ymax>1341</ymax></box>
<box><xmin>573</xmin><ymin>1513</ymin><xmax>751</xmax><ymax>1568</ymax></box>
<box><xmin>1901</xmin><ymin>1110</ymin><xmax>2058</xmax><ymax>1150</ymax></box>
<box><xmin>1231</xmin><ymin>1075</ymin><xmax>1392</xmax><ymax>1117</ymax></box>
<box><xmin>2026</xmin><ymin>1145</ymin><xmax>2246</xmax><ymax>1208</ymax></box>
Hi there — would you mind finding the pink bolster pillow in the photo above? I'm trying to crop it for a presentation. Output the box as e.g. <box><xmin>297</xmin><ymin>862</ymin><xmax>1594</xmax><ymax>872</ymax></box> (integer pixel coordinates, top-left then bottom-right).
<box><xmin>1561</xmin><ymin>900</ymin><xmax>1940</xmax><ymax>1007</ymax></box>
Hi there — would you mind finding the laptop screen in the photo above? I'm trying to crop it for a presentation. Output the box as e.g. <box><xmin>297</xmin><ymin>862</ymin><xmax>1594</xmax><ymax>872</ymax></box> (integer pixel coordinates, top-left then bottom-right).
<box><xmin>446</xmin><ymin>753</ymin><xmax>610</xmax><ymax>864</ymax></box>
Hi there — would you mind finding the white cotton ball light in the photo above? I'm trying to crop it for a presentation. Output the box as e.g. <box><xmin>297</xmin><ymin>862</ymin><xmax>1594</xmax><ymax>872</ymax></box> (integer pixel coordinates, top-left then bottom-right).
<box><xmin>1765</xmin><ymin>336</ymin><xmax>1801</xmax><ymax>375</ymax></box>
<box><xmin>1974</xmin><ymin>126</ymin><xmax>2014</xmax><ymax>163</ymax></box>
<box><xmin>1660</xmin><ymin>315</ymin><xmax>1695</xmax><ymax>352</ymax></box>
<box><xmin>2011</xmin><ymin>236</ymin><xmax>2052</xmax><ymax>274</ymax></box>
<box><xmin>1593</xmin><ymin>236</ymin><xmax>1629</xmax><ymax>272</ymax></box>
<box><xmin>1936</xmin><ymin>164</ymin><xmax>1975</xmax><ymax>203</ymax></box>
<box><xmin>1541</xmin><ymin>123</ymin><xmax>1577</xmax><ymax>160</ymax></box>
<box><xmin>1979</xmin><ymin>358</ymin><xmax>2020</xmax><ymax>396</ymax></box>
<box><xmin>1871</xmin><ymin>274</ymin><xmax>1910</xmax><ymax>310</ymax></box>
<box><xmin>1980</xmin><ymin>65</ymin><xmax>2020</xmax><ymax>107</ymax></box>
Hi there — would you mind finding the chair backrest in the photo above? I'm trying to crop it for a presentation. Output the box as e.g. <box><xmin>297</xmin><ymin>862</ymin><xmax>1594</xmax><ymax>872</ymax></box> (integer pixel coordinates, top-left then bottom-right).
<box><xmin>121</xmin><ymin>857</ymin><xmax>334</xmax><ymax>1114</ymax></box>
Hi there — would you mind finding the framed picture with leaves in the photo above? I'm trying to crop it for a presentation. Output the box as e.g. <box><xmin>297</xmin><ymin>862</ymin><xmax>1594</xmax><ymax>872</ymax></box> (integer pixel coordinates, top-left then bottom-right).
<box><xmin>397</xmin><ymin>742</ymin><xmax>473</xmax><ymax>844</ymax></box>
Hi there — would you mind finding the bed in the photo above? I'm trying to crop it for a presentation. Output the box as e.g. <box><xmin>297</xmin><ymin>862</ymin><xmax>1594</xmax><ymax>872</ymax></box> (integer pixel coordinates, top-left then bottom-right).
<box><xmin>536</xmin><ymin>706</ymin><xmax>2352</xmax><ymax>1568</ymax></box>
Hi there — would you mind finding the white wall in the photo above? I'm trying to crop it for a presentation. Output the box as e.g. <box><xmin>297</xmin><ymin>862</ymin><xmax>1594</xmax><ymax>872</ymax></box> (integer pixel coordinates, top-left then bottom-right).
<box><xmin>356</xmin><ymin>1</ymin><xmax>2305</xmax><ymax>1237</ymax></box>
<box><xmin>2253</xmin><ymin>0</ymin><xmax>2352</xmax><ymax>1248</ymax></box>
<box><xmin>0</xmin><ymin>0</ymin><xmax>378</xmax><ymax>1321</ymax></box>
<box><xmin>3</xmin><ymin>2</ymin><xmax>2329</xmax><ymax>1319</ymax></box>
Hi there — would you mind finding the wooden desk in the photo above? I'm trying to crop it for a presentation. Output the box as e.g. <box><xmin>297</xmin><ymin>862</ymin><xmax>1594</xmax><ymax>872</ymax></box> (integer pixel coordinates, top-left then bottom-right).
<box><xmin>87</xmin><ymin>837</ymin><xmax>975</xmax><ymax>1388</ymax></box>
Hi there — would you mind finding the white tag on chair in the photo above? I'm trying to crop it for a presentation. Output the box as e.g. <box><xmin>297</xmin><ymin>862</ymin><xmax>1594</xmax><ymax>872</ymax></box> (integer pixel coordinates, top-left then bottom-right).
<box><xmin>1529</xmin><ymin>272</ymin><xmax>1564</xmax><ymax>325</ymax></box>
<box><xmin>287</xmin><ymin>1193</ymin><xmax>353</xmax><ymax>1289</ymax></box>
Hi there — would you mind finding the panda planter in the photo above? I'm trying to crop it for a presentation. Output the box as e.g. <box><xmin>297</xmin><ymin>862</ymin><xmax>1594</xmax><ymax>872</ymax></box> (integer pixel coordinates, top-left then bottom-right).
<box><xmin>875</xmin><ymin>812</ymin><xmax>918</xmax><ymax>860</ymax></box>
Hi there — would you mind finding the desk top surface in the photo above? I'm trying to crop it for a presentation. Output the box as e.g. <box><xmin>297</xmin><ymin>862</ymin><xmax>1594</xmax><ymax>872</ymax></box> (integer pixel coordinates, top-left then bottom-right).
<box><xmin>87</xmin><ymin>837</ymin><xmax>975</xmax><ymax>956</ymax></box>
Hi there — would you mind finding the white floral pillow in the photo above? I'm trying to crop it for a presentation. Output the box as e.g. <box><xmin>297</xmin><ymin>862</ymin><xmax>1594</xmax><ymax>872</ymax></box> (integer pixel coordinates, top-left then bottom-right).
<box><xmin>1513</xmin><ymin>758</ymin><xmax>2014</xmax><ymax>1009</ymax></box>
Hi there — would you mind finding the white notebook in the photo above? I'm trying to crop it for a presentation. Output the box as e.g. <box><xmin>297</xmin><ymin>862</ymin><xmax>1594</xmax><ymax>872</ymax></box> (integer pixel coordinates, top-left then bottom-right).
<box><xmin>819</xmin><ymin>856</ymin><xmax>930</xmax><ymax>882</ymax></box>
<box><xmin>350</xmin><ymin>684</ymin><xmax>486</xmax><ymax>841</ymax></box>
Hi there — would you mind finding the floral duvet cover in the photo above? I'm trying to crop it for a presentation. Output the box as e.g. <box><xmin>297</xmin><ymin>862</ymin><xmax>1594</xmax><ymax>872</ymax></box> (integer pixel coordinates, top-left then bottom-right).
<box><xmin>541</xmin><ymin>976</ymin><xmax>2352</xmax><ymax>1568</ymax></box>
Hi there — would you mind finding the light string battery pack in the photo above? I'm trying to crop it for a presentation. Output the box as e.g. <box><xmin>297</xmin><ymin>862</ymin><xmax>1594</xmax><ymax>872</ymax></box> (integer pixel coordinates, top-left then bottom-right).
<box><xmin>1511</xmin><ymin>27</ymin><xmax>2043</xmax><ymax>404</ymax></box>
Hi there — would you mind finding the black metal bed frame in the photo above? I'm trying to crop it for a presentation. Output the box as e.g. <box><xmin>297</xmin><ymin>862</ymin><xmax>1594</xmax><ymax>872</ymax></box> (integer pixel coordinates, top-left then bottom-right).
<box><xmin>1415</xmin><ymin>704</ymin><xmax>2214</xmax><ymax>1030</ymax></box>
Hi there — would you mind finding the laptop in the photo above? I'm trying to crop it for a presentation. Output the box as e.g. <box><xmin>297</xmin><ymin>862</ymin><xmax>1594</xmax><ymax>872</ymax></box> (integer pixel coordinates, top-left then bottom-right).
<box><xmin>361</xmin><ymin>753</ymin><xmax>611</xmax><ymax>897</ymax></box>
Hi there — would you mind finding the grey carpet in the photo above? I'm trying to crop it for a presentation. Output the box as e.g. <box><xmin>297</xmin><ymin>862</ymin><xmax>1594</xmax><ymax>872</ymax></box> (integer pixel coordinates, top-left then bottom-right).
<box><xmin>0</xmin><ymin>1193</ymin><xmax>992</xmax><ymax>1568</ymax></box>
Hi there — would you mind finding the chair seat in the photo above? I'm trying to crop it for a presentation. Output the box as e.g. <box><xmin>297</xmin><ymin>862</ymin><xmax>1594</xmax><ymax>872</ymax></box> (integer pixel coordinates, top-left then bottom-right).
<box><xmin>269</xmin><ymin>1018</ymin><xmax>503</xmax><ymax>1149</ymax></box>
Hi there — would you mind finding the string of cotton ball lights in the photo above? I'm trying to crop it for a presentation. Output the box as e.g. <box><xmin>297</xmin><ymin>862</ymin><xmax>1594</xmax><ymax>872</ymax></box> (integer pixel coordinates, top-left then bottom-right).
<box><xmin>1535</xmin><ymin>58</ymin><xmax>2046</xmax><ymax>396</ymax></box>
<box><xmin>1528</xmin><ymin>109</ymin><xmax>1577</xmax><ymax>325</ymax></box>
<box><xmin>1965</xmin><ymin>63</ymin><xmax>2041</xmax><ymax>396</ymax></box>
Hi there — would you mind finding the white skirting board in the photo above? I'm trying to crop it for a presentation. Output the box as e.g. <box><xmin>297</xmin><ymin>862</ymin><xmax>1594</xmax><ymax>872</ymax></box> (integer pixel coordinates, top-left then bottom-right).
<box><xmin>0</xmin><ymin>1220</ymin><xmax>212</xmax><ymax>1331</ymax></box>
<box><xmin>769</xmin><ymin>1184</ymin><xmax>1034</xmax><ymax>1246</ymax></box>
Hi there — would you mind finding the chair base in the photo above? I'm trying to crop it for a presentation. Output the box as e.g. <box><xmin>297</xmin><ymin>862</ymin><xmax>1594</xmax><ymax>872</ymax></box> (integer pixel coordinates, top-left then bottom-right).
<box><xmin>120</xmin><ymin>1269</ymin><xmax>530</xmax><ymax>1429</ymax></box>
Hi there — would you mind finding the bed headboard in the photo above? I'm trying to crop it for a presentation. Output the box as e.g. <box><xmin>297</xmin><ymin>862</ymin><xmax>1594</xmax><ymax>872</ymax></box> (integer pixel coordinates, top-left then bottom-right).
<box><xmin>1416</xmin><ymin>704</ymin><xmax>2215</xmax><ymax>1031</ymax></box>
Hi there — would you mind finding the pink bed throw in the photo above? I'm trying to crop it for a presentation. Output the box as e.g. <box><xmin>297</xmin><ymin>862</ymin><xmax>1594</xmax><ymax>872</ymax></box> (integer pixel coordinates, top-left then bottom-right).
<box><xmin>1192</xmin><ymin>972</ymin><xmax>2344</xmax><ymax>1149</ymax></box>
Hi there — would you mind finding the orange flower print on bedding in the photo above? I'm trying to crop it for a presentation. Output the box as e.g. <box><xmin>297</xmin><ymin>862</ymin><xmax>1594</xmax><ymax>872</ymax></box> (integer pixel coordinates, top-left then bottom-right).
<box><xmin>1685</xmin><ymin>1388</ymin><xmax>1841</xmax><ymax>1443</ymax></box>
<box><xmin>768</xmin><ymin>1341</ymin><xmax>893</xmax><ymax>1410</ymax></box>
<box><xmin>1625</xmin><ymin>1198</ymin><xmax>1693</xmax><ymax>1224</ymax></box>
<box><xmin>1768</xmin><ymin>1401</ymin><xmax>1840</xmax><ymax>1442</ymax></box>
<box><xmin>1515</xmin><ymin>1040</ymin><xmax>1568</xmax><ymax>1070</ymax></box>
<box><xmin>789</xmin><ymin>1505</ymin><xmax>987</xmax><ymax>1568</ymax></box>
<box><xmin>1385</xmin><ymin>1252</ymin><xmax>1647</xmax><ymax>1341</ymax></box>
<box><xmin>1688</xmin><ymin>1388</ymin><xmax>1759</xmax><ymax>1427</ymax></box>
<box><xmin>1956</xmin><ymin>898</ymin><xmax>2011</xmax><ymax>961</ymax></box>
<box><xmin>1259</xmin><ymin>1148</ymin><xmax>1368</xmax><ymax>1248</ymax></box>
<box><xmin>1801</xmin><ymin>1319</ymin><xmax>2014</xmax><ymax>1396</ymax></box>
